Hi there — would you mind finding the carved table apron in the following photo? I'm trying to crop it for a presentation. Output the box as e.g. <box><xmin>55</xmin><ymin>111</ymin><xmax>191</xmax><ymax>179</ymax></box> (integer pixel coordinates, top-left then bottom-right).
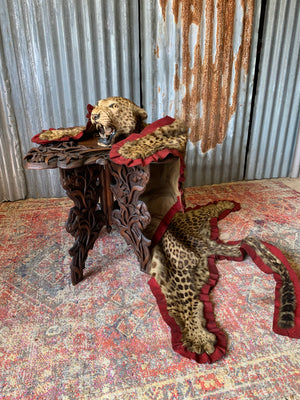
<box><xmin>23</xmin><ymin>137</ymin><xmax>160</xmax><ymax>285</ymax></box>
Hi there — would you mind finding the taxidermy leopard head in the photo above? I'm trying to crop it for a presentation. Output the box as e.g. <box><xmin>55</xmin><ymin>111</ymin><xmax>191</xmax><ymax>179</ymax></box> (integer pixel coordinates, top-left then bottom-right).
<box><xmin>90</xmin><ymin>96</ymin><xmax>148</xmax><ymax>147</ymax></box>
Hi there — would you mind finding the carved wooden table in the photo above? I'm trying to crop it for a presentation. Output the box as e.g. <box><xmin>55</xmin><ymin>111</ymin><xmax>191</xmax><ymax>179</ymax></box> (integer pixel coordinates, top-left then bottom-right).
<box><xmin>24</xmin><ymin>137</ymin><xmax>181</xmax><ymax>285</ymax></box>
<box><xmin>24</xmin><ymin>138</ymin><xmax>114</xmax><ymax>285</ymax></box>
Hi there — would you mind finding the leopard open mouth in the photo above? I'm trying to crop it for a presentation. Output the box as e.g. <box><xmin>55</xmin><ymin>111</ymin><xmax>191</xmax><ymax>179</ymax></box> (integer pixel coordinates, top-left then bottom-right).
<box><xmin>96</xmin><ymin>123</ymin><xmax>117</xmax><ymax>147</ymax></box>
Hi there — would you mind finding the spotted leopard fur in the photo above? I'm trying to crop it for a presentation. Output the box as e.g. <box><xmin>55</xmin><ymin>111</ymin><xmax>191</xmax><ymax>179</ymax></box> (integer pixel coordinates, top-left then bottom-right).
<box><xmin>150</xmin><ymin>202</ymin><xmax>296</xmax><ymax>355</ymax></box>
<box><xmin>118</xmin><ymin>119</ymin><xmax>188</xmax><ymax>160</ymax></box>
<box><xmin>39</xmin><ymin>126</ymin><xmax>86</xmax><ymax>141</ymax></box>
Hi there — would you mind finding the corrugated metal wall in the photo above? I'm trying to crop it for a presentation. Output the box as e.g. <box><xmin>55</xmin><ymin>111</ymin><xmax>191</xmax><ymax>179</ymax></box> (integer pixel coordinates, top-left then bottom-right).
<box><xmin>140</xmin><ymin>0</ymin><xmax>260</xmax><ymax>186</ymax></box>
<box><xmin>0</xmin><ymin>0</ymin><xmax>141</xmax><ymax>200</ymax></box>
<box><xmin>0</xmin><ymin>0</ymin><xmax>299</xmax><ymax>202</ymax></box>
<box><xmin>0</xmin><ymin>51</ymin><xmax>27</xmax><ymax>201</ymax></box>
<box><xmin>245</xmin><ymin>0</ymin><xmax>300</xmax><ymax>180</ymax></box>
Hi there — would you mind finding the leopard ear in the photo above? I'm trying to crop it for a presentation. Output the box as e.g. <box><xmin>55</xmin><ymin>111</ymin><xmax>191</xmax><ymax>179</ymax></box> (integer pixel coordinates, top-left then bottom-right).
<box><xmin>134</xmin><ymin>105</ymin><xmax>148</xmax><ymax>121</ymax></box>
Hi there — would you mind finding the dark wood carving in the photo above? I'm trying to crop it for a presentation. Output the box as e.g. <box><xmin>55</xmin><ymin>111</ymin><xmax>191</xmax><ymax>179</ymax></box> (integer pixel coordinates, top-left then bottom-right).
<box><xmin>24</xmin><ymin>139</ymin><xmax>157</xmax><ymax>282</ymax></box>
<box><xmin>109</xmin><ymin>162</ymin><xmax>152</xmax><ymax>272</ymax></box>
<box><xmin>23</xmin><ymin>140</ymin><xmax>110</xmax><ymax>170</ymax></box>
<box><xmin>60</xmin><ymin>165</ymin><xmax>106</xmax><ymax>285</ymax></box>
<box><xmin>99</xmin><ymin>165</ymin><xmax>113</xmax><ymax>233</ymax></box>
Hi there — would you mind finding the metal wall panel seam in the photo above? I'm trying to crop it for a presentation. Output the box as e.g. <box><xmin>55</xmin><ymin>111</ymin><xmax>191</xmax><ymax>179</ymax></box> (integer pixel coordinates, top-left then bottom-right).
<box><xmin>290</xmin><ymin>122</ymin><xmax>300</xmax><ymax>178</ymax></box>
<box><xmin>248</xmin><ymin>1</ymin><xmax>278</xmax><ymax>178</ymax></box>
<box><xmin>0</xmin><ymin>1</ymin><xmax>28</xmax><ymax>201</ymax></box>
<box><xmin>262</xmin><ymin>1</ymin><xmax>297</xmax><ymax>178</ymax></box>
<box><xmin>245</xmin><ymin>0</ymin><xmax>300</xmax><ymax>180</ymax></box>
<box><xmin>224</xmin><ymin>0</ymin><xmax>262</xmax><ymax>184</ymax></box>
<box><xmin>0</xmin><ymin>80</ymin><xmax>27</xmax><ymax>201</ymax></box>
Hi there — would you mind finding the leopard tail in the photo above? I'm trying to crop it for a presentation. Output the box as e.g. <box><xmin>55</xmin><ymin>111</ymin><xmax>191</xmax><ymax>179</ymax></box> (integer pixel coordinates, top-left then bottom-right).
<box><xmin>241</xmin><ymin>237</ymin><xmax>296</xmax><ymax>329</ymax></box>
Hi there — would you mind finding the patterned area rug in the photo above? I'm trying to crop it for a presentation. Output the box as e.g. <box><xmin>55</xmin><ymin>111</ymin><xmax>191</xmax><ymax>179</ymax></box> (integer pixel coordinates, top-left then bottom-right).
<box><xmin>0</xmin><ymin>179</ymin><xmax>300</xmax><ymax>399</ymax></box>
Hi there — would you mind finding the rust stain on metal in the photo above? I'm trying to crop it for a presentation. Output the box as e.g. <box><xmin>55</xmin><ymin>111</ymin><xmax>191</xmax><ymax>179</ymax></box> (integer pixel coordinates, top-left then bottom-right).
<box><xmin>241</xmin><ymin>0</ymin><xmax>255</xmax><ymax>75</ymax></box>
<box><xmin>159</xmin><ymin>0</ymin><xmax>255</xmax><ymax>152</ymax></box>
<box><xmin>160</xmin><ymin>0</ymin><xmax>181</xmax><ymax>23</ymax></box>
<box><xmin>172</xmin><ymin>0</ymin><xmax>180</xmax><ymax>24</ymax></box>
<box><xmin>174</xmin><ymin>63</ymin><xmax>180</xmax><ymax>91</ymax></box>
<box><xmin>159</xmin><ymin>0</ymin><xmax>168</xmax><ymax>21</ymax></box>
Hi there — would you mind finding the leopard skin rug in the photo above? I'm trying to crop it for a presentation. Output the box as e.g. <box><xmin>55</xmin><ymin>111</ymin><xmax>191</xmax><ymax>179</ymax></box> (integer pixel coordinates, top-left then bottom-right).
<box><xmin>148</xmin><ymin>201</ymin><xmax>300</xmax><ymax>363</ymax></box>
<box><xmin>32</xmin><ymin>99</ymin><xmax>300</xmax><ymax>364</ymax></box>
<box><xmin>109</xmin><ymin>115</ymin><xmax>300</xmax><ymax>364</ymax></box>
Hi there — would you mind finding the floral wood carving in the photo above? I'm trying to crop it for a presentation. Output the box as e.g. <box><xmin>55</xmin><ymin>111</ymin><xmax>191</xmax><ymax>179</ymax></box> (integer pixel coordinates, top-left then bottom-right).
<box><xmin>109</xmin><ymin>162</ymin><xmax>152</xmax><ymax>272</ymax></box>
<box><xmin>60</xmin><ymin>165</ymin><xmax>106</xmax><ymax>285</ymax></box>
<box><xmin>23</xmin><ymin>141</ymin><xmax>110</xmax><ymax>169</ymax></box>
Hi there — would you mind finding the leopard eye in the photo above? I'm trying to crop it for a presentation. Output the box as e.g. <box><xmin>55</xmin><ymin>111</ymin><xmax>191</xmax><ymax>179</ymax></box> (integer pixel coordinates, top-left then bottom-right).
<box><xmin>109</xmin><ymin>103</ymin><xmax>118</xmax><ymax>109</ymax></box>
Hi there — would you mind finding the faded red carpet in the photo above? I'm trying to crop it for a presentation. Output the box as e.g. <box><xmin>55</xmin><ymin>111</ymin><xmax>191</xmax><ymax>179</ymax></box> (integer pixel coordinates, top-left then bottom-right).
<box><xmin>0</xmin><ymin>179</ymin><xmax>299</xmax><ymax>399</ymax></box>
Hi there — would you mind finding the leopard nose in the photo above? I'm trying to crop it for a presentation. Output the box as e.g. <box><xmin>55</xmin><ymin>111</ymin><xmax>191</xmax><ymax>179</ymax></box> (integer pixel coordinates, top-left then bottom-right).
<box><xmin>93</xmin><ymin>112</ymin><xmax>100</xmax><ymax>121</ymax></box>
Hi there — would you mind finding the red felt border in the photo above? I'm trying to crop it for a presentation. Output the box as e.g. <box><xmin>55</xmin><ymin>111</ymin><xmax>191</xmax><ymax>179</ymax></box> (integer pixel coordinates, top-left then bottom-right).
<box><xmin>109</xmin><ymin>116</ymin><xmax>185</xmax><ymax>167</ymax></box>
<box><xmin>148</xmin><ymin>201</ymin><xmax>300</xmax><ymax>364</ymax></box>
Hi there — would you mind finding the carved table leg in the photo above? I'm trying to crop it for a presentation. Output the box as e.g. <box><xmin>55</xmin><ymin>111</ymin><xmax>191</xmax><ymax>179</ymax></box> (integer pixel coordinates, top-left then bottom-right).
<box><xmin>109</xmin><ymin>162</ymin><xmax>152</xmax><ymax>272</ymax></box>
<box><xmin>99</xmin><ymin>164</ymin><xmax>113</xmax><ymax>233</ymax></box>
<box><xmin>60</xmin><ymin>165</ymin><xmax>106</xmax><ymax>285</ymax></box>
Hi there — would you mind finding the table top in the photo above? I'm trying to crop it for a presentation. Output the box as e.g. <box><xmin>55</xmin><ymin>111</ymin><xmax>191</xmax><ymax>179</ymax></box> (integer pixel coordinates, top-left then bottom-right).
<box><xmin>24</xmin><ymin>133</ymin><xmax>180</xmax><ymax>171</ymax></box>
<box><xmin>23</xmin><ymin>136</ymin><xmax>111</xmax><ymax>170</ymax></box>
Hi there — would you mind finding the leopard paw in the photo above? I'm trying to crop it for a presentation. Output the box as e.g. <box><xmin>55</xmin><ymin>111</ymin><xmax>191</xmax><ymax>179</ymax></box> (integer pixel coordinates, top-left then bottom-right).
<box><xmin>182</xmin><ymin>328</ymin><xmax>216</xmax><ymax>355</ymax></box>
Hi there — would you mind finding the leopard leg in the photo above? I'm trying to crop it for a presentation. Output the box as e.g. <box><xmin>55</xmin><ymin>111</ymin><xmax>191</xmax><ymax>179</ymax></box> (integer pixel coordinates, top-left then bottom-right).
<box><xmin>180</xmin><ymin>297</ymin><xmax>216</xmax><ymax>355</ymax></box>
<box><xmin>154</xmin><ymin>235</ymin><xmax>216</xmax><ymax>355</ymax></box>
<box><xmin>210</xmin><ymin>241</ymin><xmax>243</xmax><ymax>258</ymax></box>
